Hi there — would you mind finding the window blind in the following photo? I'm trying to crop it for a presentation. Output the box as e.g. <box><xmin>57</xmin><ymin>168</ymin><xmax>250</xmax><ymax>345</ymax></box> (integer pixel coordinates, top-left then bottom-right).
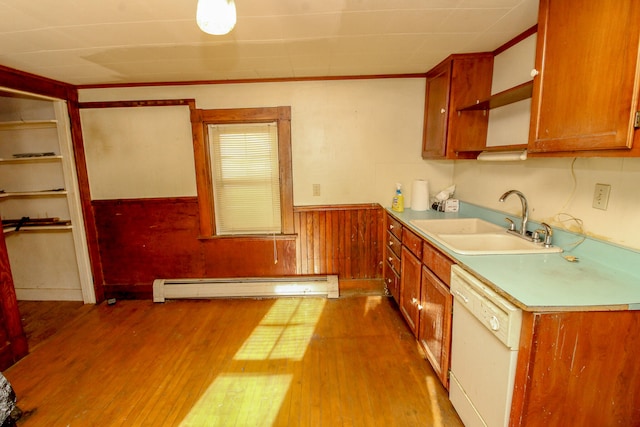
<box><xmin>208</xmin><ymin>122</ymin><xmax>281</xmax><ymax>235</ymax></box>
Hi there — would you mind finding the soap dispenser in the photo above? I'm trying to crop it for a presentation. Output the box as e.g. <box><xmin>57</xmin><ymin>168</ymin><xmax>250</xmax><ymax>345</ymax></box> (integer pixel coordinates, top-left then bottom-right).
<box><xmin>391</xmin><ymin>183</ymin><xmax>404</xmax><ymax>212</ymax></box>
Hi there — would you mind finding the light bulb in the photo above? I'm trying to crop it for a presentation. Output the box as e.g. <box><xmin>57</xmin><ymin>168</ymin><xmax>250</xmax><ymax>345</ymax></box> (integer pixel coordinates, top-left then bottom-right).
<box><xmin>196</xmin><ymin>0</ymin><xmax>237</xmax><ymax>35</ymax></box>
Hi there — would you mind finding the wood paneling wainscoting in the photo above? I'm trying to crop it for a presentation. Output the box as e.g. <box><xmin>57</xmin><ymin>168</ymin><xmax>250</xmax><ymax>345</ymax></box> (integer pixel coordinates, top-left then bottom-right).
<box><xmin>92</xmin><ymin>197</ymin><xmax>297</xmax><ymax>299</ymax></box>
<box><xmin>92</xmin><ymin>199</ymin><xmax>383</xmax><ymax>299</ymax></box>
<box><xmin>294</xmin><ymin>204</ymin><xmax>384</xmax><ymax>279</ymax></box>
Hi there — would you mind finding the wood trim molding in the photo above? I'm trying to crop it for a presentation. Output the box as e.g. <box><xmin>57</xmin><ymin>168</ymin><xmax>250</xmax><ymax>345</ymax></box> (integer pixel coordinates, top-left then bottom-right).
<box><xmin>77</xmin><ymin>73</ymin><xmax>428</xmax><ymax>90</ymax></box>
<box><xmin>190</xmin><ymin>106</ymin><xmax>294</xmax><ymax>236</ymax></box>
<box><xmin>77</xmin><ymin>99</ymin><xmax>196</xmax><ymax>109</ymax></box>
<box><xmin>67</xmin><ymin>101</ymin><xmax>105</xmax><ymax>301</ymax></box>
<box><xmin>0</xmin><ymin>64</ymin><xmax>77</xmax><ymax>101</ymax></box>
<box><xmin>493</xmin><ymin>25</ymin><xmax>538</xmax><ymax>56</ymax></box>
<box><xmin>294</xmin><ymin>203</ymin><xmax>381</xmax><ymax>212</ymax></box>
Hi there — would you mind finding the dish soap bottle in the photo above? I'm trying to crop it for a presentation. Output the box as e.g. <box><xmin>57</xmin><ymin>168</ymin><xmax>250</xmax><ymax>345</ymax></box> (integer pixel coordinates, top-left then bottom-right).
<box><xmin>391</xmin><ymin>183</ymin><xmax>404</xmax><ymax>212</ymax></box>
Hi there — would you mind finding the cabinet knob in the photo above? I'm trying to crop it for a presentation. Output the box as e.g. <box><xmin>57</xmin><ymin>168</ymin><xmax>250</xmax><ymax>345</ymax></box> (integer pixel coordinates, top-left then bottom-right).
<box><xmin>440</xmin><ymin>108</ymin><xmax>446</xmax><ymax>114</ymax></box>
<box><xmin>411</xmin><ymin>297</ymin><xmax>418</xmax><ymax>305</ymax></box>
<box><xmin>530</xmin><ymin>69</ymin><xmax>539</xmax><ymax>77</ymax></box>
<box><xmin>388</xmin><ymin>257</ymin><xmax>393</xmax><ymax>262</ymax></box>
<box><xmin>417</xmin><ymin>304</ymin><xmax>423</xmax><ymax>311</ymax></box>
<box><xmin>388</xmin><ymin>241</ymin><xmax>393</xmax><ymax>246</ymax></box>
<box><xmin>389</xmin><ymin>224</ymin><xmax>394</xmax><ymax>230</ymax></box>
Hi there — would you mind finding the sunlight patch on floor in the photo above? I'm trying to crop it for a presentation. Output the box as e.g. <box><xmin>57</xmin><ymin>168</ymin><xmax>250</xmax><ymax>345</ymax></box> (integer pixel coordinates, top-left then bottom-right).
<box><xmin>364</xmin><ymin>296</ymin><xmax>383</xmax><ymax>315</ymax></box>
<box><xmin>234</xmin><ymin>298</ymin><xmax>326</xmax><ymax>361</ymax></box>
<box><xmin>179</xmin><ymin>373</ymin><xmax>293</xmax><ymax>426</ymax></box>
<box><xmin>180</xmin><ymin>298</ymin><xmax>326</xmax><ymax>425</ymax></box>
<box><xmin>426</xmin><ymin>375</ymin><xmax>445</xmax><ymax>426</ymax></box>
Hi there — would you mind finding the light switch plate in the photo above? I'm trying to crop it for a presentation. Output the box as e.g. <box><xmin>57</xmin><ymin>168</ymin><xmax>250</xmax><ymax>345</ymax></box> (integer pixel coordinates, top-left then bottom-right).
<box><xmin>592</xmin><ymin>183</ymin><xmax>611</xmax><ymax>210</ymax></box>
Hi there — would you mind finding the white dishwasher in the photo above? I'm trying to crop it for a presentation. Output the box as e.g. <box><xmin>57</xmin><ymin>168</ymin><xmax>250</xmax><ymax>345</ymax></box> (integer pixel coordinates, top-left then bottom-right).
<box><xmin>449</xmin><ymin>265</ymin><xmax>523</xmax><ymax>427</ymax></box>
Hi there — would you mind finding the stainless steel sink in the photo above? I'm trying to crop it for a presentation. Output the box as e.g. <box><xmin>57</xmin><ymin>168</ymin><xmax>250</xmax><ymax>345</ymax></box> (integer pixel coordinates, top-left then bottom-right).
<box><xmin>410</xmin><ymin>218</ymin><xmax>563</xmax><ymax>255</ymax></box>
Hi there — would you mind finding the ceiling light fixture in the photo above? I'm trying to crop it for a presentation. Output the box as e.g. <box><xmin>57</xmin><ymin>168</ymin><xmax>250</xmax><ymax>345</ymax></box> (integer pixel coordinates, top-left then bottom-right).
<box><xmin>196</xmin><ymin>0</ymin><xmax>237</xmax><ymax>35</ymax></box>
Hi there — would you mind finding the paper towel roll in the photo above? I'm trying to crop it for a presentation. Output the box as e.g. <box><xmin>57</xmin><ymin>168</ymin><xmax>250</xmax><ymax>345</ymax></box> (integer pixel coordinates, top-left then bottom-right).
<box><xmin>411</xmin><ymin>180</ymin><xmax>430</xmax><ymax>211</ymax></box>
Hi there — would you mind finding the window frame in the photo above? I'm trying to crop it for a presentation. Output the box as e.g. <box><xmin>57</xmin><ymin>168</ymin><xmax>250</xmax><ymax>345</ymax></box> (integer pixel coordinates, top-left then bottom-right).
<box><xmin>190</xmin><ymin>106</ymin><xmax>294</xmax><ymax>237</ymax></box>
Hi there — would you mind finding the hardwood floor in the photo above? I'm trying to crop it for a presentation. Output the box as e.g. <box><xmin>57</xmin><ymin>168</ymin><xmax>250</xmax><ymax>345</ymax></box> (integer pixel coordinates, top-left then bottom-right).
<box><xmin>6</xmin><ymin>294</ymin><xmax>463</xmax><ymax>426</ymax></box>
<box><xmin>17</xmin><ymin>301</ymin><xmax>92</xmax><ymax>349</ymax></box>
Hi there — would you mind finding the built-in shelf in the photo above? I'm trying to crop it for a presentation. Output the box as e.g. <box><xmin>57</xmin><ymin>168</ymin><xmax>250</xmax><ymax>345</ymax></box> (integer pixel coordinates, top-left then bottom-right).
<box><xmin>3</xmin><ymin>224</ymin><xmax>73</xmax><ymax>235</ymax></box>
<box><xmin>0</xmin><ymin>155</ymin><xmax>62</xmax><ymax>164</ymax></box>
<box><xmin>0</xmin><ymin>190</ymin><xmax>67</xmax><ymax>199</ymax></box>
<box><xmin>458</xmin><ymin>80</ymin><xmax>533</xmax><ymax>112</ymax></box>
<box><xmin>0</xmin><ymin>120</ymin><xmax>58</xmax><ymax>130</ymax></box>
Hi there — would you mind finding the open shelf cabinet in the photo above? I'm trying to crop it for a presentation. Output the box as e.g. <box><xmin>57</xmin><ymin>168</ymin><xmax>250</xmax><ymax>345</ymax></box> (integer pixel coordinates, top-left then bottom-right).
<box><xmin>0</xmin><ymin>87</ymin><xmax>94</xmax><ymax>302</ymax></box>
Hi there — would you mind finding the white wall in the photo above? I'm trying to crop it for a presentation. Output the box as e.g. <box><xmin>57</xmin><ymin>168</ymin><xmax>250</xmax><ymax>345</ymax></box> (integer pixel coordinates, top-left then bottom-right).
<box><xmin>79</xmin><ymin>79</ymin><xmax>454</xmax><ymax>207</ymax></box>
<box><xmin>79</xmin><ymin>71</ymin><xmax>640</xmax><ymax>251</ymax></box>
<box><xmin>454</xmin><ymin>157</ymin><xmax>640</xmax><ymax>250</ymax></box>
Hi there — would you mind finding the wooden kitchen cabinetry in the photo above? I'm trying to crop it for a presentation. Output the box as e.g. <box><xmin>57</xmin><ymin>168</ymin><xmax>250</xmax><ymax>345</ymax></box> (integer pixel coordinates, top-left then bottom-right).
<box><xmin>399</xmin><ymin>229</ymin><xmax>422</xmax><ymax>335</ymax></box>
<box><xmin>419</xmin><ymin>242</ymin><xmax>453</xmax><ymax>389</ymax></box>
<box><xmin>383</xmin><ymin>214</ymin><xmax>402</xmax><ymax>301</ymax></box>
<box><xmin>529</xmin><ymin>0</ymin><xmax>640</xmax><ymax>155</ymax></box>
<box><xmin>422</xmin><ymin>53</ymin><xmax>493</xmax><ymax>159</ymax></box>
<box><xmin>393</xmin><ymin>216</ymin><xmax>455</xmax><ymax>390</ymax></box>
<box><xmin>510</xmin><ymin>309</ymin><xmax>640</xmax><ymax>425</ymax></box>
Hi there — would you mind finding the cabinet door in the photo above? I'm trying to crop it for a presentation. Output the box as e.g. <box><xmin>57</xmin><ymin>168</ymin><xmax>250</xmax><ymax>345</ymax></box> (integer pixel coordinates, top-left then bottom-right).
<box><xmin>0</xmin><ymin>226</ymin><xmax>28</xmax><ymax>369</ymax></box>
<box><xmin>400</xmin><ymin>247</ymin><xmax>421</xmax><ymax>336</ymax></box>
<box><xmin>529</xmin><ymin>0</ymin><xmax>640</xmax><ymax>153</ymax></box>
<box><xmin>422</xmin><ymin>54</ymin><xmax>493</xmax><ymax>159</ymax></box>
<box><xmin>418</xmin><ymin>267</ymin><xmax>453</xmax><ymax>390</ymax></box>
<box><xmin>422</xmin><ymin>62</ymin><xmax>450</xmax><ymax>159</ymax></box>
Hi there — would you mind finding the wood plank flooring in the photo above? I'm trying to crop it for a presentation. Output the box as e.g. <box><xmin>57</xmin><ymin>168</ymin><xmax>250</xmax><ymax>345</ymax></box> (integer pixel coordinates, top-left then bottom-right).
<box><xmin>6</xmin><ymin>294</ymin><xmax>463</xmax><ymax>426</ymax></box>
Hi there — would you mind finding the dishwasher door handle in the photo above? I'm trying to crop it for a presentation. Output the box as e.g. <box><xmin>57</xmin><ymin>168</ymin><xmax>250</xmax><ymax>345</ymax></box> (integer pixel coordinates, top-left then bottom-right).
<box><xmin>454</xmin><ymin>290</ymin><xmax>469</xmax><ymax>303</ymax></box>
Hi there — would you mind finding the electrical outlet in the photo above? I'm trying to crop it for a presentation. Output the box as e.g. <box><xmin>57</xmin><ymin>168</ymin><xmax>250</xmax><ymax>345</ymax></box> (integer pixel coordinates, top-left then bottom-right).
<box><xmin>592</xmin><ymin>183</ymin><xmax>611</xmax><ymax>210</ymax></box>
<box><xmin>312</xmin><ymin>184</ymin><xmax>321</xmax><ymax>197</ymax></box>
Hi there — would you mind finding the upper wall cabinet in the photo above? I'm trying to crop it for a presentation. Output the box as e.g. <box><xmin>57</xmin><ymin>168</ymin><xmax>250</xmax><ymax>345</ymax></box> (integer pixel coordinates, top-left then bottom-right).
<box><xmin>422</xmin><ymin>53</ymin><xmax>493</xmax><ymax>159</ymax></box>
<box><xmin>529</xmin><ymin>0</ymin><xmax>640</xmax><ymax>156</ymax></box>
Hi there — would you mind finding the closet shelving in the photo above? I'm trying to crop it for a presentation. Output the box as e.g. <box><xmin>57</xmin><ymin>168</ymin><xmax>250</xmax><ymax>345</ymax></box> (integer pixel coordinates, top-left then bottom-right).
<box><xmin>0</xmin><ymin>110</ymin><xmax>70</xmax><ymax>234</ymax></box>
<box><xmin>0</xmin><ymin>87</ymin><xmax>94</xmax><ymax>302</ymax></box>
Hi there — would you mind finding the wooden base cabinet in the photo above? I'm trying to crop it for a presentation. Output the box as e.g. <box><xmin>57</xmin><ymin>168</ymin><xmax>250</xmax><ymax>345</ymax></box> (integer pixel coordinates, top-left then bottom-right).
<box><xmin>510</xmin><ymin>310</ymin><xmax>640</xmax><ymax>425</ymax></box>
<box><xmin>384</xmin><ymin>214</ymin><xmax>403</xmax><ymax>301</ymax></box>
<box><xmin>396</xmin><ymin>221</ymin><xmax>455</xmax><ymax>390</ymax></box>
<box><xmin>419</xmin><ymin>266</ymin><xmax>453</xmax><ymax>390</ymax></box>
<box><xmin>399</xmin><ymin>246</ymin><xmax>421</xmax><ymax>335</ymax></box>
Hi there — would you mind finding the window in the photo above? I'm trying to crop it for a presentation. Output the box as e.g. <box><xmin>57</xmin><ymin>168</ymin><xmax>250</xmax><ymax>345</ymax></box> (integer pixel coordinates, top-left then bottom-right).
<box><xmin>190</xmin><ymin>106</ymin><xmax>294</xmax><ymax>237</ymax></box>
<box><xmin>208</xmin><ymin>122</ymin><xmax>280</xmax><ymax>234</ymax></box>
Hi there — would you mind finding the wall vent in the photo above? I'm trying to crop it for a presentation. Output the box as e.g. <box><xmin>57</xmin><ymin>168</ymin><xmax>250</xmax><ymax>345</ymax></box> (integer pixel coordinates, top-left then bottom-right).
<box><xmin>153</xmin><ymin>275</ymin><xmax>339</xmax><ymax>302</ymax></box>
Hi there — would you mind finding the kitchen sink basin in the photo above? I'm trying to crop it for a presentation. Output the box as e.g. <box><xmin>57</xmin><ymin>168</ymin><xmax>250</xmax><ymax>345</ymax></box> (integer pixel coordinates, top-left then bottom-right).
<box><xmin>409</xmin><ymin>218</ymin><xmax>563</xmax><ymax>255</ymax></box>
<box><xmin>410</xmin><ymin>218</ymin><xmax>505</xmax><ymax>235</ymax></box>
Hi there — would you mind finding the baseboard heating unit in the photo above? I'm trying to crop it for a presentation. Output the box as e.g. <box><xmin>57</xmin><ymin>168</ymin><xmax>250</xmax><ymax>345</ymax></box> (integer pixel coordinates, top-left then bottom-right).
<box><xmin>153</xmin><ymin>275</ymin><xmax>339</xmax><ymax>302</ymax></box>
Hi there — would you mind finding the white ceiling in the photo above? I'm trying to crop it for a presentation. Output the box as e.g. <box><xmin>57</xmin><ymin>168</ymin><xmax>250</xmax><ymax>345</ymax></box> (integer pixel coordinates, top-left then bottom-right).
<box><xmin>0</xmin><ymin>0</ymin><xmax>539</xmax><ymax>86</ymax></box>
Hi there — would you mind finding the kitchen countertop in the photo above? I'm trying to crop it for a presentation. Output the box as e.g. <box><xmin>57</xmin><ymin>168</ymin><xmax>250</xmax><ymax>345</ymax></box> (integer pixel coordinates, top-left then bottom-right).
<box><xmin>387</xmin><ymin>203</ymin><xmax>640</xmax><ymax>312</ymax></box>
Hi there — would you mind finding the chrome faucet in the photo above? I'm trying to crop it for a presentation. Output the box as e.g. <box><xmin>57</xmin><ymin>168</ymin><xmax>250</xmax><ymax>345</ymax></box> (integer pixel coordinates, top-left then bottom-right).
<box><xmin>534</xmin><ymin>222</ymin><xmax>554</xmax><ymax>247</ymax></box>
<box><xmin>499</xmin><ymin>189</ymin><xmax>529</xmax><ymax>236</ymax></box>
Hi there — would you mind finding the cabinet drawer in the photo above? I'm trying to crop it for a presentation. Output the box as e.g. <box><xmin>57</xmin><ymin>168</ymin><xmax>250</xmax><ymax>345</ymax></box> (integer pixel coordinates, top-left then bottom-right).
<box><xmin>422</xmin><ymin>241</ymin><xmax>454</xmax><ymax>286</ymax></box>
<box><xmin>386</xmin><ymin>246</ymin><xmax>401</xmax><ymax>274</ymax></box>
<box><xmin>384</xmin><ymin>262</ymin><xmax>400</xmax><ymax>302</ymax></box>
<box><xmin>387</xmin><ymin>215</ymin><xmax>403</xmax><ymax>239</ymax></box>
<box><xmin>387</xmin><ymin>231</ymin><xmax>402</xmax><ymax>258</ymax></box>
<box><xmin>402</xmin><ymin>228</ymin><xmax>423</xmax><ymax>259</ymax></box>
